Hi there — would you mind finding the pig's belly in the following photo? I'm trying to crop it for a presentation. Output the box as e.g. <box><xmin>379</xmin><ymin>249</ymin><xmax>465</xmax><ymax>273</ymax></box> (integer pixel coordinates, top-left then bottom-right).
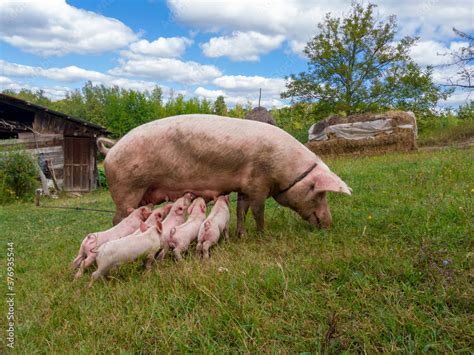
<box><xmin>141</xmin><ymin>183</ymin><xmax>240</xmax><ymax>205</ymax></box>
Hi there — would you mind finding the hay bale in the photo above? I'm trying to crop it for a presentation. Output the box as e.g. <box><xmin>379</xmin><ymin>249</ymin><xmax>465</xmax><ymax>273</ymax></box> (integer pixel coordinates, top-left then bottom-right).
<box><xmin>245</xmin><ymin>107</ymin><xmax>277</xmax><ymax>126</ymax></box>
<box><xmin>306</xmin><ymin>111</ymin><xmax>417</xmax><ymax>157</ymax></box>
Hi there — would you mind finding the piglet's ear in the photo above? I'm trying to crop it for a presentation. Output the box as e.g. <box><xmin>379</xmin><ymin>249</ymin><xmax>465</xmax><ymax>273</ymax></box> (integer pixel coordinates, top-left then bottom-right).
<box><xmin>313</xmin><ymin>166</ymin><xmax>352</xmax><ymax>195</ymax></box>
<box><xmin>187</xmin><ymin>203</ymin><xmax>194</xmax><ymax>215</ymax></box>
<box><xmin>155</xmin><ymin>220</ymin><xmax>162</xmax><ymax>234</ymax></box>
<box><xmin>200</xmin><ymin>202</ymin><xmax>206</xmax><ymax>213</ymax></box>
<box><xmin>140</xmin><ymin>222</ymin><xmax>149</xmax><ymax>233</ymax></box>
<box><xmin>127</xmin><ymin>207</ymin><xmax>134</xmax><ymax>215</ymax></box>
<box><xmin>141</xmin><ymin>207</ymin><xmax>152</xmax><ymax>219</ymax></box>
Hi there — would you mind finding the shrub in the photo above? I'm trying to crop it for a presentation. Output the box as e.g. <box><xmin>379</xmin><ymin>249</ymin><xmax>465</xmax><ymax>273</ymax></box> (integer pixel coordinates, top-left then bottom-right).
<box><xmin>0</xmin><ymin>149</ymin><xmax>38</xmax><ymax>204</ymax></box>
<box><xmin>97</xmin><ymin>166</ymin><xmax>108</xmax><ymax>189</ymax></box>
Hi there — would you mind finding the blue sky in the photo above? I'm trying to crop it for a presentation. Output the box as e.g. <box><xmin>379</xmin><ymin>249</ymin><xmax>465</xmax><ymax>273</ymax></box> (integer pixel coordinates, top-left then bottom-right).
<box><xmin>0</xmin><ymin>0</ymin><xmax>472</xmax><ymax>107</ymax></box>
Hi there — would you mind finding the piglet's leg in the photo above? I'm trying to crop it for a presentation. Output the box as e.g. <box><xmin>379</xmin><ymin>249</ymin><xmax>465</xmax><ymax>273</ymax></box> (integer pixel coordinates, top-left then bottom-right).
<box><xmin>88</xmin><ymin>270</ymin><xmax>102</xmax><ymax>288</ymax></box>
<box><xmin>173</xmin><ymin>248</ymin><xmax>183</xmax><ymax>261</ymax></box>
<box><xmin>74</xmin><ymin>254</ymin><xmax>96</xmax><ymax>279</ymax></box>
<box><xmin>145</xmin><ymin>251</ymin><xmax>157</xmax><ymax>270</ymax></box>
<box><xmin>223</xmin><ymin>221</ymin><xmax>230</xmax><ymax>241</ymax></box>
<box><xmin>157</xmin><ymin>244</ymin><xmax>169</xmax><ymax>261</ymax></box>
<box><xmin>201</xmin><ymin>241</ymin><xmax>212</xmax><ymax>259</ymax></box>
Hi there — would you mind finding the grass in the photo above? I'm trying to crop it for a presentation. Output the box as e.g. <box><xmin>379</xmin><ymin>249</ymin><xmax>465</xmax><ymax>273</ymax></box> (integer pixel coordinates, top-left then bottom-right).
<box><xmin>418</xmin><ymin>119</ymin><xmax>474</xmax><ymax>147</ymax></box>
<box><xmin>1</xmin><ymin>148</ymin><xmax>473</xmax><ymax>353</ymax></box>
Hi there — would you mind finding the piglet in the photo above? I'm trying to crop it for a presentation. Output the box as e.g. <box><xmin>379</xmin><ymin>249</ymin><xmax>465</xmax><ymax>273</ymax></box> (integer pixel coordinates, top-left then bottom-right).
<box><xmin>196</xmin><ymin>195</ymin><xmax>230</xmax><ymax>259</ymax></box>
<box><xmin>72</xmin><ymin>205</ymin><xmax>152</xmax><ymax>279</ymax></box>
<box><xmin>89</xmin><ymin>220</ymin><xmax>162</xmax><ymax>287</ymax></box>
<box><xmin>130</xmin><ymin>203</ymin><xmax>173</xmax><ymax>236</ymax></box>
<box><xmin>168</xmin><ymin>197</ymin><xmax>207</xmax><ymax>260</ymax></box>
<box><xmin>148</xmin><ymin>193</ymin><xmax>193</xmax><ymax>266</ymax></box>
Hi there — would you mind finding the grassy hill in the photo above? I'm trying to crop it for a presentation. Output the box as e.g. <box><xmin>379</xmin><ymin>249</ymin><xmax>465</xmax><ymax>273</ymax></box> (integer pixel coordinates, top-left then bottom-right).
<box><xmin>1</xmin><ymin>148</ymin><xmax>472</xmax><ymax>353</ymax></box>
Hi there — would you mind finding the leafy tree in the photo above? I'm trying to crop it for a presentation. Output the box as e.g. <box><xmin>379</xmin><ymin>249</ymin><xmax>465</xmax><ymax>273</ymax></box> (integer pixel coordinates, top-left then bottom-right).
<box><xmin>213</xmin><ymin>95</ymin><xmax>227</xmax><ymax>116</ymax></box>
<box><xmin>200</xmin><ymin>99</ymin><xmax>213</xmax><ymax>114</ymax></box>
<box><xmin>456</xmin><ymin>101</ymin><xmax>473</xmax><ymax>120</ymax></box>
<box><xmin>282</xmin><ymin>2</ymin><xmax>451</xmax><ymax>115</ymax></box>
<box><xmin>228</xmin><ymin>103</ymin><xmax>248</xmax><ymax>118</ymax></box>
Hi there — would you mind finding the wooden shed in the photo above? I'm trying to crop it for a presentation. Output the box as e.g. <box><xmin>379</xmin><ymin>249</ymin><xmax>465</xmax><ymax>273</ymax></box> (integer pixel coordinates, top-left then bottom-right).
<box><xmin>0</xmin><ymin>93</ymin><xmax>108</xmax><ymax>192</ymax></box>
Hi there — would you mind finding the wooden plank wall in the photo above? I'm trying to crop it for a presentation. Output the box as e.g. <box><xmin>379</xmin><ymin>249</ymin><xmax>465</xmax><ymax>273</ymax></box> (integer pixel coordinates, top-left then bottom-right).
<box><xmin>0</xmin><ymin>132</ymin><xmax>65</xmax><ymax>188</ymax></box>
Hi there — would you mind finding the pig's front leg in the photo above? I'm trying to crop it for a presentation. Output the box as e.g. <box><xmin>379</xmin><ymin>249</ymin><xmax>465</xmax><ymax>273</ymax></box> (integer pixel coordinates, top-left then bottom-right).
<box><xmin>110</xmin><ymin>185</ymin><xmax>147</xmax><ymax>225</ymax></box>
<box><xmin>237</xmin><ymin>194</ymin><xmax>250</xmax><ymax>237</ymax></box>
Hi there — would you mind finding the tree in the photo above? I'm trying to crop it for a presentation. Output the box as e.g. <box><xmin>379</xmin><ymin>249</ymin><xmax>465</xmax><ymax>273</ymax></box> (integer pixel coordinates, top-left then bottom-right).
<box><xmin>281</xmin><ymin>2</ymin><xmax>451</xmax><ymax>115</ymax></box>
<box><xmin>442</xmin><ymin>28</ymin><xmax>473</xmax><ymax>90</ymax></box>
<box><xmin>213</xmin><ymin>95</ymin><xmax>227</xmax><ymax>116</ymax></box>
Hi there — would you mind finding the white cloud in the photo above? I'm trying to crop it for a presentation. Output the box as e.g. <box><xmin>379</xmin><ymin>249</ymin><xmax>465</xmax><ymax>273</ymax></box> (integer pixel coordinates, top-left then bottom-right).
<box><xmin>194</xmin><ymin>87</ymin><xmax>226</xmax><ymax>100</ymax></box>
<box><xmin>0</xmin><ymin>0</ymin><xmax>137</xmax><ymax>56</ymax></box>
<box><xmin>168</xmin><ymin>0</ymin><xmax>474</xmax><ymax>56</ymax></box>
<box><xmin>201</xmin><ymin>31</ymin><xmax>284</xmax><ymax>61</ymax></box>
<box><xmin>410</xmin><ymin>40</ymin><xmax>470</xmax><ymax>66</ymax></box>
<box><xmin>0</xmin><ymin>76</ymin><xmax>71</xmax><ymax>100</ymax></box>
<box><xmin>122</xmin><ymin>37</ymin><xmax>193</xmax><ymax>59</ymax></box>
<box><xmin>0</xmin><ymin>60</ymin><xmax>107</xmax><ymax>82</ymax></box>
<box><xmin>0</xmin><ymin>60</ymin><xmax>162</xmax><ymax>92</ymax></box>
<box><xmin>194</xmin><ymin>85</ymin><xmax>284</xmax><ymax>107</ymax></box>
<box><xmin>440</xmin><ymin>90</ymin><xmax>472</xmax><ymax>107</ymax></box>
<box><xmin>193</xmin><ymin>75</ymin><xmax>287</xmax><ymax>108</ymax></box>
<box><xmin>213</xmin><ymin>75</ymin><xmax>286</xmax><ymax>96</ymax></box>
<box><xmin>110</xmin><ymin>57</ymin><xmax>222</xmax><ymax>84</ymax></box>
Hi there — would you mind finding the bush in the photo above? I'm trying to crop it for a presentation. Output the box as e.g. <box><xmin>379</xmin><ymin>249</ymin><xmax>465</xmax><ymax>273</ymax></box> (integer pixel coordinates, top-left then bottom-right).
<box><xmin>0</xmin><ymin>149</ymin><xmax>39</xmax><ymax>204</ymax></box>
<box><xmin>97</xmin><ymin>166</ymin><xmax>108</xmax><ymax>189</ymax></box>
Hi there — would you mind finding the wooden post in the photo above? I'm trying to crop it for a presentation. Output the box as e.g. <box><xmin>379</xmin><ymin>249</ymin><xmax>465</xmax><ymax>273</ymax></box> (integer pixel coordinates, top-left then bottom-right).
<box><xmin>35</xmin><ymin>189</ymin><xmax>41</xmax><ymax>206</ymax></box>
<box><xmin>258</xmin><ymin>88</ymin><xmax>262</xmax><ymax>107</ymax></box>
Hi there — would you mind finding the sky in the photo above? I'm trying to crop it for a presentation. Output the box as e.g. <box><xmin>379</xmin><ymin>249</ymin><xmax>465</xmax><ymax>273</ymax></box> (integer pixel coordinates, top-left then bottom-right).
<box><xmin>0</xmin><ymin>0</ymin><xmax>472</xmax><ymax>108</ymax></box>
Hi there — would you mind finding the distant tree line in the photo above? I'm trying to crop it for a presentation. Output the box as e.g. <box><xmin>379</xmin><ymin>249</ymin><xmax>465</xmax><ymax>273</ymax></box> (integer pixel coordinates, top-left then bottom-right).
<box><xmin>2</xmin><ymin>83</ymin><xmax>250</xmax><ymax>138</ymax></box>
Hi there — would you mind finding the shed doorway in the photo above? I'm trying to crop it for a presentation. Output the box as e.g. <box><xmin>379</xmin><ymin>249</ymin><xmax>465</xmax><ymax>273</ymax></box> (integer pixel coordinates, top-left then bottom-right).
<box><xmin>64</xmin><ymin>137</ymin><xmax>91</xmax><ymax>191</ymax></box>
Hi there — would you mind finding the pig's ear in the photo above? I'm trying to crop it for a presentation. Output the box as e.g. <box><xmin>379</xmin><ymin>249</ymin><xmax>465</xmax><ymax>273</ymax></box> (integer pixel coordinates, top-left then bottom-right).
<box><xmin>127</xmin><ymin>207</ymin><xmax>134</xmax><ymax>215</ymax></box>
<box><xmin>155</xmin><ymin>220</ymin><xmax>162</xmax><ymax>234</ymax></box>
<box><xmin>200</xmin><ymin>201</ymin><xmax>206</xmax><ymax>213</ymax></box>
<box><xmin>224</xmin><ymin>195</ymin><xmax>230</xmax><ymax>205</ymax></box>
<box><xmin>140</xmin><ymin>222</ymin><xmax>149</xmax><ymax>233</ymax></box>
<box><xmin>312</xmin><ymin>167</ymin><xmax>352</xmax><ymax>195</ymax></box>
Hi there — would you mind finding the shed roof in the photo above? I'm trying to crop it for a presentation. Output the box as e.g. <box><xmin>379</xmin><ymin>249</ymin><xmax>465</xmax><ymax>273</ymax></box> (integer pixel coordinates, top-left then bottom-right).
<box><xmin>0</xmin><ymin>93</ymin><xmax>108</xmax><ymax>133</ymax></box>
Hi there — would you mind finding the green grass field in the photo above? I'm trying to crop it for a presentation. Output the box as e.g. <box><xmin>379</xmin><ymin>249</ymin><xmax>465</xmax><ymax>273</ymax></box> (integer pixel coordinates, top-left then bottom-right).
<box><xmin>1</xmin><ymin>148</ymin><xmax>473</xmax><ymax>353</ymax></box>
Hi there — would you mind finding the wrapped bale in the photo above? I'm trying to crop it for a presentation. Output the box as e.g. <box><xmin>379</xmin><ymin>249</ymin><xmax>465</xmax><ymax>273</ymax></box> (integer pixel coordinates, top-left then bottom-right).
<box><xmin>306</xmin><ymin>111</ymin><xmax>417</xmax><ymax>156</ymax></box>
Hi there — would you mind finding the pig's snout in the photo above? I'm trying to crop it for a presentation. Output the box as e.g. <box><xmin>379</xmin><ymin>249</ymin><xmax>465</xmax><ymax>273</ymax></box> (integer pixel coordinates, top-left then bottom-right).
<box><xmin>307</xmin><ymin>209</ymin><xmax>332</xmax><ymax>229</ymax></box>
